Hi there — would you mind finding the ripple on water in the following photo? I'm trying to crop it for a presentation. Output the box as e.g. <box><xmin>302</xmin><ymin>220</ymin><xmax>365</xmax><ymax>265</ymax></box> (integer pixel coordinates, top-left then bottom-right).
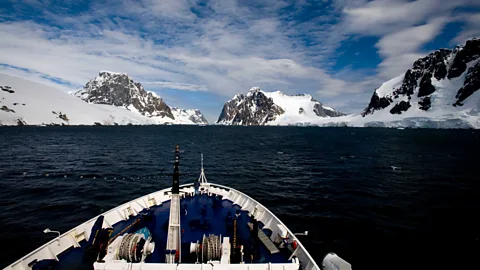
<box><xmin>0</xmin><ymin>126</ymin><xmax>479</xmax><ymax>270</ymax></box>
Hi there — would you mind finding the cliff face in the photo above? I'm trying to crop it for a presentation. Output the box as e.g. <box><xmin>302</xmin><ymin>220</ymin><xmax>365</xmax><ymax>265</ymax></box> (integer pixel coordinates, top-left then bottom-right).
<box><xmin>74</xmin><ymin>71</ymin><xmax>174</xmax><ymax>119</ymax></box>
<box><xmin>363</xmin><ymin>38</ymin><xmax>480</xmax><ymax>117</ymax></box>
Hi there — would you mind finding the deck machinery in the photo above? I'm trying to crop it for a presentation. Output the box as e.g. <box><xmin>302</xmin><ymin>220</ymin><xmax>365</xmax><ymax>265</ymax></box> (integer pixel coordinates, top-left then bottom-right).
<box><xmin>3</xmin><ymin>145</ymin><xmax>352</xmax><ymax>270</ymax></box>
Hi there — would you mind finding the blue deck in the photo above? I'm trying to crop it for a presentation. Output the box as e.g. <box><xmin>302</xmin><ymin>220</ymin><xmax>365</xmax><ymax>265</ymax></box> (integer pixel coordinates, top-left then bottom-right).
<box><xmin>53</xmin><ymin>193</ymin><xmax>291</xmax><ymax>269</ymax></box>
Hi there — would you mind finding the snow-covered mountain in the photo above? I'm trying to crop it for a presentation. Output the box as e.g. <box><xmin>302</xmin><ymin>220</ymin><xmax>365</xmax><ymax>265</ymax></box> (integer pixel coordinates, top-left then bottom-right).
<box><xmin>216</xmin><ymin>87</ymin><xmax>344</xmax><ymax>125</ymax></box>
<box><xmin>0</xmin><ymin>73</ymin><xmax>208</xmax><ymax>126</ymax></box>
<box><xmin>171</xmin><ymin>107</ymin><xmax>209</xmax><ymax>124</ymax></box>
<box><xmin>358</xmin><ymin>38</ymin><xmax>480</xmax><ymax>128</ymax></box>
<box><xmin>74</xmin><ymin>71</ymin><xmax>173</xmax><ymax>118</ymax></box>
<box><xmin>73</xmin><ymin>71</ymin><xmax>208</xmax><ymax>125</ymax></box>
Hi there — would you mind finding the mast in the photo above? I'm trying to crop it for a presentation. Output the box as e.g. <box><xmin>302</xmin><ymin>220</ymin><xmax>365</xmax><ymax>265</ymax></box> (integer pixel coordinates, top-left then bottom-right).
<box><xmin>166</xmin><ymin>145</ymin><xmax>181</xmax><ymax>263</ymax></box>
<box><xmin>172</xmin><ymin>145</ymin><xmax>180</xmax><ymax>194</ymax></box>
<box><xmin>198</xmin><ymin>153</ymin><xmax>208</xmax><ymax>184</ymax></box>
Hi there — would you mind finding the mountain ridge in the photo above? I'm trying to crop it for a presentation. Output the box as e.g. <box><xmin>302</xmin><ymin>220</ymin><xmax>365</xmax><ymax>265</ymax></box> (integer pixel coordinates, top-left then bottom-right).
<box><xmin>362</xmin><ymin>38</ymin><xmax>480</xmax><ymax>118</ymax></box>
<box><xmin>0</xmin><ymin>72</ymin><xmax>208</xmax><ymax>126</ymax></box>
<box><xmin>217</xmin><ymin>87</ymin><xmax>344</xmax><ymax>125</ymax></box>
<box><xmin>2</xmin><ymin>38</ymin><xmax>480</xmax><ymax>128</ymax></box>
<box><xmin>73</xmin><ymin>71</ymin><xmax>208</xmax><ymax>124</ymax></box>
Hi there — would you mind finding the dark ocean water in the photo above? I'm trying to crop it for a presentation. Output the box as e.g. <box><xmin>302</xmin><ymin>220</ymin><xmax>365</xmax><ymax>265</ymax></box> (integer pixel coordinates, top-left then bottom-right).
<box><xmin>0</xmin><ymin>126</ymin><xmax>479</xmax><ymax>269</ymax></box>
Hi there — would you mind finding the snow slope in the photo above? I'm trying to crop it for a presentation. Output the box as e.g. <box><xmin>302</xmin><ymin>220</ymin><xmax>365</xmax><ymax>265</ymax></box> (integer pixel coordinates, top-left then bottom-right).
<box><xmin>217</xmin><ymin>87</ymin><xmax>344</xmax><ymax>125</ymax></box>
<box><xmin>0</xmin><ymin>73</ymin><xmax>203</xmax><ymax>125</ymax></box>
<box><xmin>261</xmin><ymin>90</ymin><xmax>343</xmax><ymax>125</ymax></box>
<box><xmin>170</xmin><ymin>107</ymin><xmax>209</xmax><ymax>125</ymax></box>
<box><xmin>299</xmin><ymin>60</ymin><xmax>480</xmax><ymax>129</ymax></box>
<box><xmin>355</xmin><ymin>39</ymin><xmax>480</xmax><ymax>129</ymax></box>
<box><xmin>259</xmin><ymin>58</ymin><xmax>480</xmax><ymax>128</ymax></box>
<box><xmin>374</xmin><ymin>75</ymin><xmax>404</xmax><ymax>97</ymax></box>
<box><xmin>293</xmin><ymin>74</ymin><xmax>480</xmax><ymax>129</ymax></box>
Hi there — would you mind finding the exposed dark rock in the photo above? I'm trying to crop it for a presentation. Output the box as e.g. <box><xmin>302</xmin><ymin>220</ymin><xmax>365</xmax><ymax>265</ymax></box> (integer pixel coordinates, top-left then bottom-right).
<box><xmin>217</xmin><ymin>88</ymin><xmax>343</xmax><ymax>125</ymax></box>
<box><xmin>1</xmin><ymin>105</ymin><xmax>15</xmax><ymax>113</ymax></box>
<box><xmin>434</xmin><ymin>59</ymin><xmax>448</xmax><ymax>80</ymax></box>
<box><xmin>1</xmin><ymin>86</ymin><xmax>14</xmax><ymax>93</ymax></box>
<box><xmin>313</xmin><ymin>103</ymin><xmax>327</xmax><ymax>117</ymax></box>
<box><xmin>58</xmin><ymin>113</ymin><xmax>69</xmax><ymax>122</ymax></box>
<box><xmin>419</xmin><ymin>96</ymin><xmax>431</xmax><ymax>111</ymax></box>
<box><xmin>412</xmin><ymin>49</ymin><xmax>451</xmax><ymax>78</ymax></box>
<box><xmin>22</xmin><ymin>103</ymin><xmax>25</xmax><ymax>106</ymax></box>
<box><xmin>396</xmin><ymin>69</ymin><xmax>416</xmax><ymax>96</ymax></box>
<box><xmin>324</xmin><ymin>108</ymin><xmax>345</xmax><ymax>117</ymax></box>
<box><xmin>16</xmin><ymin>119</ymin><xmax>26</xmax><ymax>126</ymax></box>
<box><xmin>312</xmin><ymin>98</ymin><xmax>345</xmax><ymax>117</ymax></box>
<box><xmin>390</xmin><ymin>101</ymin><xmax>411</xmax><ymax>114</ymax></box>
<box><xmin>170</xmin><ymin>107</ymin><xmax>209</xmax><ymax>124</ymax></box>
<box><xmin>52</xmin><ymin>111</ymin><xmax>69</xmax><ymax>122</ymax></box>
<box><xmin>363</xmin><ymin>38</ymin><xmax>479</xmax><ymax>116</ymax></box>
<box><xmin>362</xmin><ymin>92</ymin><xmax>392</xmax><ymax>116</ymax></box>
<box><xmin>74</xmin><ymin>72</ymin><xmax>174</xmax><ymax>119</ymax></box>
<box><xmin>454</xmin><ymin>61</ymin><xmax>480</xmax><ymax>106</ymax></box>
<box><xmin>418</xmin><ymin>73</ymin><xmax>436</xmax><ymax>97</ymax></box>
<box><xmin>217</xmin><ymin>90</ymin><xmax>284</xmax><ymax>125</ymax></box>
<box><xmin>448</xmin><ymin>39</ymin><xmax>480</xmax><ymax>79</ymax></box>
<box><xmin>432</xmin><ymin>49</ymin><xmax>450</xmax><ymax>80</ymax></box>
<box><xmin>13</xmin><ymin>102</ymin><xmax>18</xmax><ymax>106</ymax></box>
<box><xmin>188</xmin><ymin>110</ymin><xmax>208</xmax><ymax>124</ymax></box>
<box><xmin>94</xmin><ymin>122</ymin><xmax>102</xmax><ymax>126</ymax></box>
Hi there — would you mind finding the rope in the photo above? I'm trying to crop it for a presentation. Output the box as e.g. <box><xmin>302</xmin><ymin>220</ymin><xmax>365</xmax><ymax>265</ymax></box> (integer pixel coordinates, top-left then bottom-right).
<box><xmin>18</xmin><ymin>171</ymin><xmax>200</xmax><ymax>181</ymax></box>
<box><xmin>108</xmin><ymin>218</ymin><xmax>141</xmax><ymax>245</ymax></box>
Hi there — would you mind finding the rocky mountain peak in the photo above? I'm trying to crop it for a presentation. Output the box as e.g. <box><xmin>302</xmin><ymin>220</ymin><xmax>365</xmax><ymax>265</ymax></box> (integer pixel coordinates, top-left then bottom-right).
<box><xmin>74</xmin><ymin>72</ymin><xmax>174</xmax><ymax>119</ymax></box>
<box><xmin>217</xmin><ymin>88</ymin><xmax>284</xmax><ymax>125</ymax></box>
<box><xmin>247</xmin><ymin>87</ymin><xmax>262</xmax><ymax>97</ymax></box>
<box><xmin>217</xmin><ymin>87</ymin><xmax>344</xmax><ymax>125</ymax></box>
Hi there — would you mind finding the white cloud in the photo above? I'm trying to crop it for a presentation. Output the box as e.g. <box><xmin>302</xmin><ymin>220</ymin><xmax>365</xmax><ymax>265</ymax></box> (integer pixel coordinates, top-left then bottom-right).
<box><xmin>0</xmin><ymin>0</ymin><xmax>352</xmax><ymax>99</ymax></box>
<box><xmin>0</xmin><ymin>0</ymin><xmax>362</xmax><ymax>122</ymax></box>
<box><xmin>0</xmin><ymin>0</ymin><xmax>478</xmax><ymax>121</ymax></box>
<box><xmin>144</xmin><ymin>81</ymin><xmax>208</xmax><ymax>92</ymax></box>
<box><xmin>332</xmin><ymin>0</ymin><xmax>479</xmax><ymax>107</ymax></box>
<box><xmin>338</xmin><ymin>0</ymin><xmax>480</xmax><ymax>81</ymax></box>
<box><xmin>375</xmin><ymin>17</ymin><xmax>448</xmax><ymax>79</ymax></box>
<box><xmin>343</xmin><ymin>0</ymin><xmax>465</xmax><ymax>35</ymax></box>
<box><xmin>452</xmin><ymin>13</ymin><xmax>480</xmax><ymax>44</ymax></box>
<box><xmin>376</xmin><ymin>17</ymin><xmax>448</xmax><ymax>57</ymax></box>
<box><xmin>376</xmin><ymin>53</ymin><xmax>425</xmax><ymax>80</ymax></box>
<box><xmin>0</xmin><ymin>65</ymin><xmax>76</xmax><ymax>92</ymax></box>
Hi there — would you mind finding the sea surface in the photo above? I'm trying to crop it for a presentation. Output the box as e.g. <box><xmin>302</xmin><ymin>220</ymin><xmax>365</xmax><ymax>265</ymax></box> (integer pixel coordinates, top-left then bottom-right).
<box><xmin>0</xmin><ymin>126</ymin><xmax>479</xmax><ymax>269</ymax></box>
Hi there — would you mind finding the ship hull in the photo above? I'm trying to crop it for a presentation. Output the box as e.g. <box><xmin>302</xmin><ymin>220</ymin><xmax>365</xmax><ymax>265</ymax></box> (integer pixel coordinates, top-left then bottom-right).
<box><xmin>4</xmin><ymin>183</ymin><xmax>325</xmax><ymax>270</ymax></box>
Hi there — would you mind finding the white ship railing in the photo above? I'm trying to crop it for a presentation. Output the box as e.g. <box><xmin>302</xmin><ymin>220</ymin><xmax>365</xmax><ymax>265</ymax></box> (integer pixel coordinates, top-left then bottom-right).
<box><xmin>3</xmin><ymin>183</ymin><xmax>320</xmax><ymax>270</ymax></box>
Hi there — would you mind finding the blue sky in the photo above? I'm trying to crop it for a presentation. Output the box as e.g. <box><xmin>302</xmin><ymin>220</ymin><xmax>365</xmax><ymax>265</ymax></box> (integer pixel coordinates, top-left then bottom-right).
<box><xmin>0</xmin><ymin>0</ymin><xmax>479</xmax><ymax>122</ymax></box>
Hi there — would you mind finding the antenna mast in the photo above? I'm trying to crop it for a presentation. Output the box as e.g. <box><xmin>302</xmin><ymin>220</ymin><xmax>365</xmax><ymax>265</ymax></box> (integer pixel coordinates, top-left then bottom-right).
<box><xmin>198</xmin><ymin>153</ymin><xmax>208</xmax><ymax>184</ymax></box>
